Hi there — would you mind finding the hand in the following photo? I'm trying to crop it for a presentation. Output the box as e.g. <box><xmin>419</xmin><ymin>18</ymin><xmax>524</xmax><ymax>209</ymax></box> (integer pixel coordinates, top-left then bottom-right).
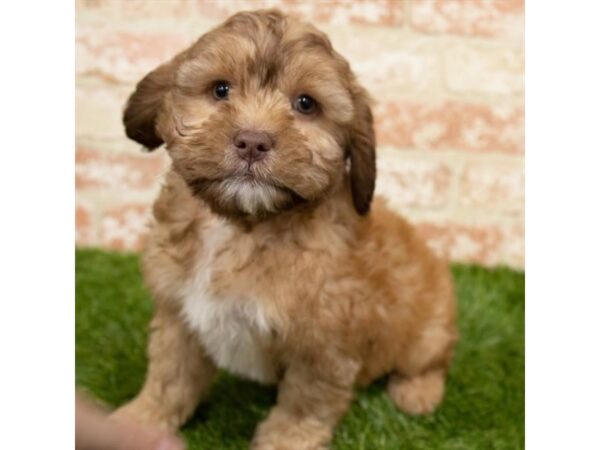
<box><xmin>76</xmin><ymin>392</ymin><xmax>185</xmax><ymax>450</ymax></box>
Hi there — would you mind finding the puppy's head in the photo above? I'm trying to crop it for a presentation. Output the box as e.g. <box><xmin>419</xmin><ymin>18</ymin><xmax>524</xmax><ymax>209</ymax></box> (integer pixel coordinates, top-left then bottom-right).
<box><xmin>124</xmin><ymin>9</ymin><xmax>375</xmax><ymax>219</ymax></box>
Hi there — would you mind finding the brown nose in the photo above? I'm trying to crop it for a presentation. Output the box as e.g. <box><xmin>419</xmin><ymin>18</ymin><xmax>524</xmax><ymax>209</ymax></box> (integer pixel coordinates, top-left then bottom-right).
<box><xmin>233</xmin><ymin>130</ymin><xmax>273</xmax><ymax>163</ymax></box>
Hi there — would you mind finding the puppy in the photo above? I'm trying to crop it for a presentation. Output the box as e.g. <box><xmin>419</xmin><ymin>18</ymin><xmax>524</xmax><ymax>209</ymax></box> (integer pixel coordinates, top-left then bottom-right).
<box><xmin>114</xmin><ymin>9</ymin><xmax>457</xmax><ymax>450</ymax></box>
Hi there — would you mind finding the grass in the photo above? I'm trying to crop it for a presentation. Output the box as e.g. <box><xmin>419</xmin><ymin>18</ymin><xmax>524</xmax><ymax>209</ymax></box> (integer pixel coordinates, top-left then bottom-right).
<box><xmin>76</xmin><ymin>248</ymin><xmax>524</xmax><ymax>449</ymax></box>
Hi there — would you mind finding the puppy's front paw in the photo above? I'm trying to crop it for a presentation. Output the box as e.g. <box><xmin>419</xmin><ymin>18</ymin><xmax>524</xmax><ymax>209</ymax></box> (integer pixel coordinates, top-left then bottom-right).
<box><xmin>112</xmin><ymin>398</ymin><xmax>175</xmax><ymax>431</ymax></box>
<box><xmin>251</xmin><ymin>412</ymin><xmax>331</xmax><ymax>450</ymax></box>
<box><xmin>251</xmin><ymin>433</ymin><xmax>328</xmax><ymax>450</ymax></box>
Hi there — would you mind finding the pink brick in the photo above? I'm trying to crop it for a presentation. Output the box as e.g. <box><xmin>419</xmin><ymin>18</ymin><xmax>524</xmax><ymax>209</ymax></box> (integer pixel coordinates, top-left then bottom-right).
<box><xmin>377</xmin><ymin>151</ymin><xmax>453</xmax><ymax>208</ymax></box>
<box><xmin>410</xmin><ymin>0</ymin><xmax>524</xmax><ymax>38</ymax></box>
<box><xmin>76</xmin><ymin>26</ymin><xmax>190</xmax><ymax>82</ymax></box>
<box><xmin>501</xmin><ymin>220</ymin><xmax>524</xmax><ymax>268</ymax></box>
<box><xmin>329</xmin><ymin>29</ymin><xmax>440</xmax><ymax>95</ymax></box>
<box><xmin>195</xmin><ymin>0</ymin><xmax>404</xmax><ymax>26</ymax></box>
<box><xmin>100</xmin><ymin>203</ymin><xmax>152</xmax><ymax>250</ymax></box>
<box><xmin>459</xmin><ymin>161</ymin><xmax>524</xmax><ymax>213</ymax></box>
<box><xmin>76</xmin><ymin>0</ymin><xmax>199</xmax><ymax>19</ymax></box>
<box><xmin>374</xmin><ymin>101</ymin><xmax>524</xmax><ymax>154</ymax></box>
<box><xmin>444</xmin><ymin>42</ymin><xmax>524</xmax><ymax>97</ymax></box>
<box><xmin>76</xmin><ymin>147</ymin><xmax>169</xmax><ymax>191</ymax></box>
<box><xmin>76</xmin><ymin>203</ymin><xmax>95</xmax><ymax>247</ymax></box>
<box><xmin>416</xmin><ymin>222</ymin><xmax>504</xmax><ymax>266</ymax></box>
<box><xmin>75</xmin><ymin>84</ymin><xmax>130</xmax><ymax>139</ymax></box>
<box><xmin>77</xmin><ymin>0</ymin><xmax>403</xmax><ymax>26</ymax></box>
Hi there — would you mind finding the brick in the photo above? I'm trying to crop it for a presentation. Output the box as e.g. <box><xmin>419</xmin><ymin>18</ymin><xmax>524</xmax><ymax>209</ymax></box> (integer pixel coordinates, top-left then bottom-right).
<box><xmin>459</xmin><ymin>160</ymin><xmax>524</xmax><ymax>213</ymax></box>
<box><xmin>444</xmin><ymin>42</ymin><xmax>524</xmax><ymax>97</ymax></box>
<box><xmin>410</xmin><ymin>0</ymin><xmax>524</xmax><ymax>39</ymax></box>
<box><xmin>76</xmin><ymin>203</ymin><xmax>96</xmax><ymax>247</ymax></box>
<box><xmin>76</xmin><ymin>147</ymin><xmax>169</xmax><ymax>191</ymax></box>
<box><xmin>374</xmin><ymin>100</ymin><xmax>524</xmax><ymax>154</ymax></box>
<box><xmin>76</xmin><ymin>26</ymin><xmax>191</xmax><ymax>82</ymax></box>
<box><xmin>376</xmin><ymin>149</ymin><xmax>453</xmax><ymax>208</ymax></box>
<box><xmin>328</xmin><ymin>28</ymin><xmax>440</xmax><ymax>95</ymax></box>
<box><xmin>415</xmin><ymin>219</ymin><xmax>524</xmax><ymax>268</ymax></box>
<box><xmin>100</xmin><ymin>203</ymin><xmax>152</xmax><ymax>250</ymax></box>
<box><xmin>77</xmin><ymin>0</ymin><xmax>403</xmax><ymax>27</ymax></box>
<box><xmin>195</xmin><ymin>0</ymin><xmax>404</xmax><ymax>26</ymax></box>
<box><xmin>76</xmin><ymin>83</ymin><xmax>130</xmax><ymax>139</ymax></box>
<box><xmin>76</xmin><ymin>0</ymin><xmax>200</xmax><ymax>19</ymax></box>
<box><xmin>500</xmin><ymin>220</ymin><xmax>524</xmax><ymax>268</ymax></box>
<box><xmin>416</xmin><ymin>222</ymin><xmax>504</xmax><ymax>266</ymax></box>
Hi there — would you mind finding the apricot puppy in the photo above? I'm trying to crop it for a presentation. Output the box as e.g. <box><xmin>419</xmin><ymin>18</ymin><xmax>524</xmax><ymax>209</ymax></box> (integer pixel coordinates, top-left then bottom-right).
<box><xmin>114</xmin><ymin>9</ymin><xmax>458</xmax><ymax>450</ymax></box>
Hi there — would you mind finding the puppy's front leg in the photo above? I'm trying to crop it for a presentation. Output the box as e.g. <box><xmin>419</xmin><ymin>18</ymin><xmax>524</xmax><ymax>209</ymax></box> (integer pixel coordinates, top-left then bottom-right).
<box><xmin>113</xmin><ymin>305</ymin><xmax>216</xmax><ymax>431</ymax></box>
<box><xmin>252</xmin><ymin>359</ymin><xmax>357</xmax><ymax>450</ymax></box>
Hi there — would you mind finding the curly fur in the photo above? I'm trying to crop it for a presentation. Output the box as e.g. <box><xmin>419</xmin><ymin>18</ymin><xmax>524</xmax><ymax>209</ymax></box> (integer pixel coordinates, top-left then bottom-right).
<box><xmin>114</xmin><ymin>10</ymin><xmax>458</xmax><ymax>450</ymax></box>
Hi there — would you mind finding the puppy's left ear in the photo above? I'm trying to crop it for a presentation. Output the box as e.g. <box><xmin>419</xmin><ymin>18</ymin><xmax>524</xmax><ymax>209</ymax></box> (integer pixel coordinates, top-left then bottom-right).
<box><xmin>348</xmin><ymin>86</ymin><xmax>376</xmax><ymax>215</ymax></box>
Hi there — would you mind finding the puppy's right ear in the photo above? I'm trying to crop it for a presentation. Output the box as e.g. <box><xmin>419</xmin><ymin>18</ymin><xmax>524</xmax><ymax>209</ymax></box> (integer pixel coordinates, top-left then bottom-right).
<box><xmin>347</xmin><ymin>85</ymin><xmax>376</xmax><ymax>216</ymax></box>
<box><xmin>123</xmin><ymin>52</ymin><xmax>187</xmax><ymax>150</ymax></box>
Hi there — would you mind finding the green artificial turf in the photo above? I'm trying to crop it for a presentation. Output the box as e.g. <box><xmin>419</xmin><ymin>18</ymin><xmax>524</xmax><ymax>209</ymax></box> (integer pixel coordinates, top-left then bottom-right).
<box><xmin>76</xmin><ymin>248</ymin><xmax>524</xmax><ymax>450</ymax></box>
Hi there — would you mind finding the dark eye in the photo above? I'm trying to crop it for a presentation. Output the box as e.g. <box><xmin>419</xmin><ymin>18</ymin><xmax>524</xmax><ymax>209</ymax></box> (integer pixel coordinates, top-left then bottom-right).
<box><xmin>212</xmin><ymin>81</ymin><xmax>230</xmax><ymax>100</ymax></box>
<box><xmin>293</xmin><ymin>94</ymin><xmax>317</xmax><ymax>114</ymax></box>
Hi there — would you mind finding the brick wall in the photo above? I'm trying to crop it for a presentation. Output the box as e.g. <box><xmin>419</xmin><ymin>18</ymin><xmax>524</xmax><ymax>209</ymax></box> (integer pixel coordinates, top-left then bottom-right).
<box><xmin>75</xmin><ymin>0</ymin><xmax>524</xmax><ymax>268</ymax></box>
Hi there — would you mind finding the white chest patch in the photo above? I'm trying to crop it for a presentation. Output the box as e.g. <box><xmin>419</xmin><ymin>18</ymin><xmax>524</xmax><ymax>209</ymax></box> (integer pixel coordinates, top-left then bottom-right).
<box><xmin>180</xmin><ymin>219</ymin><xmax>278</xmax><ymax>384</ymax></box>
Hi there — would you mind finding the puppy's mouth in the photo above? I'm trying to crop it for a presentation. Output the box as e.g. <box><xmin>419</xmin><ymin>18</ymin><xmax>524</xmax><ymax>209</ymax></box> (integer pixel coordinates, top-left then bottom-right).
<box><xmin>188</xmin><ymin>173</ymin><xmax>307</xmax><ymax>217</ymax></box>
<box><xmin>197</xmin><ymin>174</ymin><xmax>304</xmax><ymax>199</ymax></box>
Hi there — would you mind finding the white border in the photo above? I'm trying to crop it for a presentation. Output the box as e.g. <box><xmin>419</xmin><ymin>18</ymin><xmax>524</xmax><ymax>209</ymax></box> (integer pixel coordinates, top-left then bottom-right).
<box><xmin>0</xmin><ymin>2</ymin><xmax>74</xmax><ymax>449</ymax></box>
<box><xmin>527</xmin><ymin>1</ymin><xmax>600</xmax><ymax>449</ymax></box>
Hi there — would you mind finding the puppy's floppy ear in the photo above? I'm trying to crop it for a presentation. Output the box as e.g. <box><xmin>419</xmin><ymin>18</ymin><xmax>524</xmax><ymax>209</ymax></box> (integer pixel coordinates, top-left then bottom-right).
<box><xmin>348</xmin><ymin>86</ymin><xmax>376</xmax><ymax>215</ymax></box>
<box><xmin>123</xmin><ymin>51</ymin><xmax>187</xmax><ymax>150</ymax></box>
